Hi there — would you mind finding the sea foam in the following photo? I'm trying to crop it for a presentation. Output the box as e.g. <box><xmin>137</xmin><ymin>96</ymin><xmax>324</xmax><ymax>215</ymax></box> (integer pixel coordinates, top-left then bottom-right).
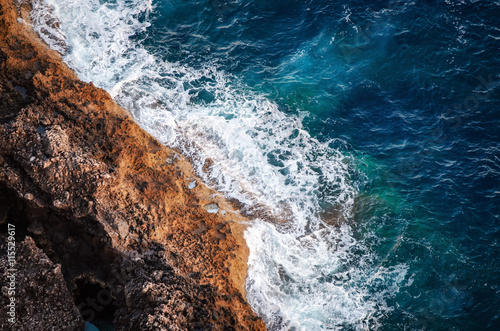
<box><xmin>31</xmin><ymin>0</ymin><xmax>407</xmax><ymax>329</ymax></box>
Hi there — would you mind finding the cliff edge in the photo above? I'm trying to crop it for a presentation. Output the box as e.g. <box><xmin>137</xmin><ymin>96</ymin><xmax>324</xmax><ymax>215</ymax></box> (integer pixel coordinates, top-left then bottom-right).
<box><xmin>0</xmin><ymin>0</ymin><xmax>265</xmax><ymax>329</ymax></box>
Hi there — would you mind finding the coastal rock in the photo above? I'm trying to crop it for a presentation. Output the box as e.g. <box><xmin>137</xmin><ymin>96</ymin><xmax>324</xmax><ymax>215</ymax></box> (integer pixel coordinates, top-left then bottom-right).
<box><xmin>205</xmin><ymin>202</ymin><xmax>220</xmax><ymax>214</ymax></box>
<box><xmin>0</xmin><ymin>236</ymin><xmax>84</xmax><ymax>330</ymax></box>
<box><xmin>0</xmin><ymin>0</ymin><xmax>265</xmax><ymax>329</ymax></box>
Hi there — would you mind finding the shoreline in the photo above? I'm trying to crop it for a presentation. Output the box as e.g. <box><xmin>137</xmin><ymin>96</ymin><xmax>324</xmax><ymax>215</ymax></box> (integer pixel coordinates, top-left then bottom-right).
<box><xmin>0</xmin><ymin>0</ymin><xmax>265</xmax><ymax>329</ymax></box>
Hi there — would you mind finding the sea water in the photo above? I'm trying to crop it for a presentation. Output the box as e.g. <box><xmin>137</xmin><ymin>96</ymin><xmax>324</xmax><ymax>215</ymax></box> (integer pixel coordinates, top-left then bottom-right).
<box><xmin>31</xmin><ymin>0</ymin><xmax>500</xmax><ymax>329</ymax></box>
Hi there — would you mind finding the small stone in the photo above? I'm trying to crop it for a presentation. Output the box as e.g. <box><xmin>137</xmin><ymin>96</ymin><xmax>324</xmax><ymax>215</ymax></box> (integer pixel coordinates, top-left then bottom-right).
<box><xmin>214</xmin><ymin>230</ymin><xmax>226</xmax><ymax>240</ymax></box>
<box><xmin>30</xmin><ymin>156</ymin><xmax>36</xmax><ymax>162</ymax></box>
<box><xmin>117</xmin><ymin>221</ymin><xmax>129</xmax><ymax>238</ymax></box>
<box><xmin>24</xmin><ymin>193</ymin><xmax>34</xmax><ymax>200</ymax></box>
<box><xmin>43</xmin><ymin>160</ymin><xmax>52</xmax><ymax>168</ymax></box>
<box><xmin>188</xmin><ymin>181</ymin><xmax>196</xmax><ymax>190</ymax></box>
<box><xmin>53</xmin><ymin>200</ymin><xmax>65</xmax><ymax>209</ymax></box>
<box><xmin>204</xmin><ymin>203</ymin><xmax>219</xmax><ymax>214</ymax></box>
<box><xmin>152</xmin><ymin>270</ymin><xmax>163</xmax><ymax>281</ymax></box>
<box><xmin>192</xmin><ymin>221</ymin><xmax>208</xmax><ymax>235</ymax></box>
<box><xmin>27</xmin><ymin>222</ymin><xmax>44</xmax><ymax>235</ymax></box>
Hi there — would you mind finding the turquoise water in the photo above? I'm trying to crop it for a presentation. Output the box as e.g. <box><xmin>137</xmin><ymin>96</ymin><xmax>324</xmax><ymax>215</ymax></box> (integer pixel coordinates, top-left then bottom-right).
<box><xmin>32</xmin><ymin>0</ymin><xmax>499</xmax><ymax>329</ymax></box>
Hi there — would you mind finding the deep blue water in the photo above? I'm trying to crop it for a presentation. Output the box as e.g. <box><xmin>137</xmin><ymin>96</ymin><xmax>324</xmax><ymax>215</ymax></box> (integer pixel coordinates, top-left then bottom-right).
<box><xmin>144</xmin><ymin>1</ymin><xmax>500</xmax><ymax>329</ymax></box>
<box><xmin>34</xmin><ymin>0</ymin><xmax>500</xmax><ymax>329</ymax></box>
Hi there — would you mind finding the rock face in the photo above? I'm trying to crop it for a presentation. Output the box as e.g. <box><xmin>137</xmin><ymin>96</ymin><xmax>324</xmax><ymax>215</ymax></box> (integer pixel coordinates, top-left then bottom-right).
<box><xmin>0</xmin><ymin>236</ymin><xmax>84</xmax><ymax>330</ymax></box>
<box><xmin>0</xmin><ymin>0</ymin><xmax>265</xmax><ymax>329</ymax></box>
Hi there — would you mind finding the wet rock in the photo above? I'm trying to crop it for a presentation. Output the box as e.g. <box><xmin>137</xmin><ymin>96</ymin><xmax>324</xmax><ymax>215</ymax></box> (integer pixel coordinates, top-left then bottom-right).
<box><xmin>165</xmin><ymin>153</ymin><xmax>179</xmax><ymax>164</ymax></box>
<box><xmin>204</xmin><ymin>203</ymin><xmax>220</xmax><ymax>214</ymax></box>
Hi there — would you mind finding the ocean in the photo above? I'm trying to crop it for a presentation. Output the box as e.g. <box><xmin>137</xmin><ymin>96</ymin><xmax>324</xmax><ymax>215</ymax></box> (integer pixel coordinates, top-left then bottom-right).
<box><xmin>31</xmin><ymin>0</ymin><xmax>500</xmax><ymax>329</ymax></box>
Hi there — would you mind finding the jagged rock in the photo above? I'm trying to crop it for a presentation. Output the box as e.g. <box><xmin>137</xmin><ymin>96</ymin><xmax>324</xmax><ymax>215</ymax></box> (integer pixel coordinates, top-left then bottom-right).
<box><xmin>0</xmin><ymin>236</ymin><xmax>84</xmax><ymax>330</ymax></box>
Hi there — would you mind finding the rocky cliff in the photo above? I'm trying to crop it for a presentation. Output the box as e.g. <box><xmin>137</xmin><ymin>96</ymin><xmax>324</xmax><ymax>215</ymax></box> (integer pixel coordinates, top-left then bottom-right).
<box><xmin>0</xmin><ymin>0</ymin><xmax>265</xmax><ymax>329</ymax></box>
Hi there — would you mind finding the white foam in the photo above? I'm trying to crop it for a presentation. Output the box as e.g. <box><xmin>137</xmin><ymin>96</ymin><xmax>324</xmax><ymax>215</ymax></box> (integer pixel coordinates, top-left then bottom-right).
<box><xmin>31</xmin><ymin>1</ymin><xmax>408</xmax><ymax>329</ymax></box>
<box><xmin>30</xmin><ymin>0</ymin><xmax>68</xmax><ymax>54</ymax></box>
<box><xmin>245</xmin><ymin>221</ymin><xmax>408</xmax><ymax>330</ymax></box>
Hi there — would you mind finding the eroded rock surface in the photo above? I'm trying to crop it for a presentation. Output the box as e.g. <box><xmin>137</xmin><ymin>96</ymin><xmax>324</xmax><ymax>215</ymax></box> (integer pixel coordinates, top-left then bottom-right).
<box><xmin>0</xmin><ymin>236</ymin><xmax>84</xmax><ymax>330</ymax></box>
<box><xmin>0</xmin><ymin>0</ymin><xmax>265</xmax><ymax>329</ymax></box>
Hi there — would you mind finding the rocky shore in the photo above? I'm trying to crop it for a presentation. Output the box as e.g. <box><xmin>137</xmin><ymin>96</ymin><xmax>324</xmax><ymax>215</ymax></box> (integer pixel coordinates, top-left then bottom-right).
<box><xmin>0</xmin><ymin>0</ymin><xmax>265</xmax><ymax>329</ymax></box>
